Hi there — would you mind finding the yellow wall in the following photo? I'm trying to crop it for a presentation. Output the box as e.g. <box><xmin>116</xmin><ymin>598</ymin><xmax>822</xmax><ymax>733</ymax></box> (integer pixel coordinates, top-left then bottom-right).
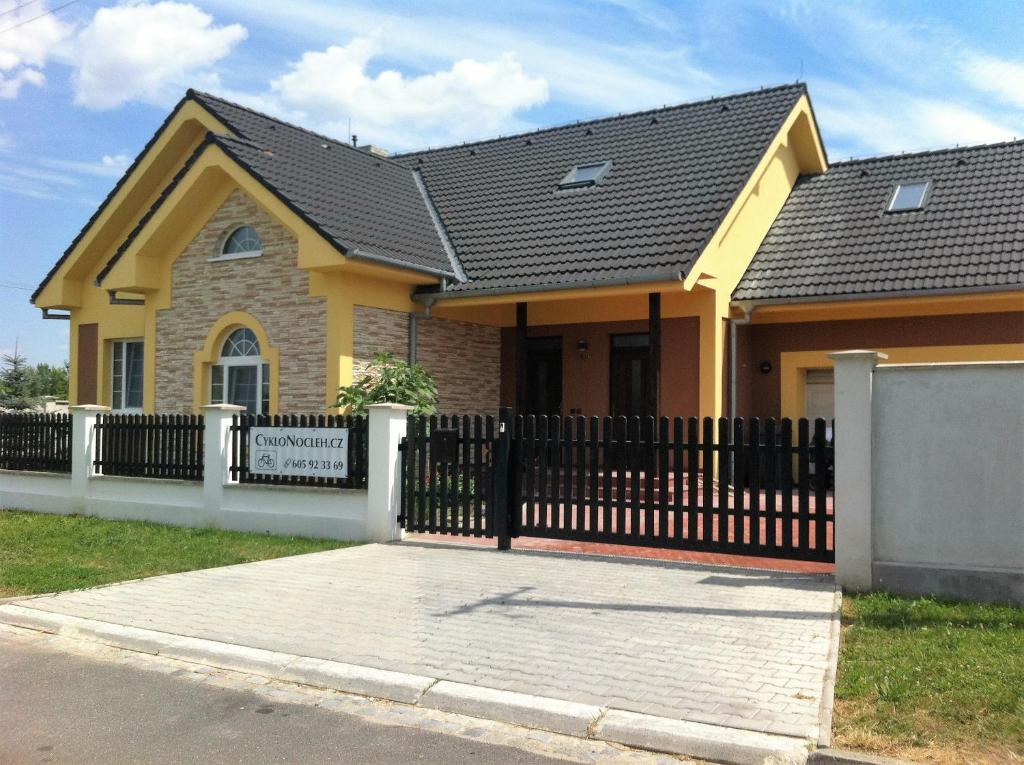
<box><xmin>432</xmin><ymin>94</ymin><xmax>827</xmax><ymax>422</ymax></box>
<box><xmin>780</xmin><ymin>343</ymin><xmax>1024</xmax><ymax>420</ymax></box>
<box><xmin>43</xmin><ymin>91</ymin><xmax>1022</xmax><ymax>425</ymax></box>
<box><xmin>684</xmin><ymin>94</ymin><xmax>825</xmax><ymax>420</ymax></box>
<box><xmin>36</xmin><ymin>102</ymin><xmax>230</xmax><ymax>310</ymax></box>
<box><xmin>749</xmin><ymin>290</ymin><xmax>1024</xmax><ymax>324</ymax></box>
<box><xmin>58</xmin><ymin>135</ymin><xmax>427</xmax><ymax>412</ymax></box>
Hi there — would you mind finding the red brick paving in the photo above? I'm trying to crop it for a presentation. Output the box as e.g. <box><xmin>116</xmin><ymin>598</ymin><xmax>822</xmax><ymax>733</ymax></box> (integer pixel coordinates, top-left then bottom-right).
<box><xmin>405</xmin><ymin>532</ymin><xmax>834</xmax><ymax>574</ymax></box>
<box><xmin>405</xmin><ymin>478</ymin><xmax>835</xmax><ymax>574</ymax></box>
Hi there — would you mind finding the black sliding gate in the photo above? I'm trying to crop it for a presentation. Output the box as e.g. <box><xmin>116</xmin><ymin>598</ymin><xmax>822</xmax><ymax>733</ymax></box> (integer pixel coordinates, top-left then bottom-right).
<box><xmin>398</xmin><ymin>408</ymin><xmax>834</xmax><ymax>563</ymax></box>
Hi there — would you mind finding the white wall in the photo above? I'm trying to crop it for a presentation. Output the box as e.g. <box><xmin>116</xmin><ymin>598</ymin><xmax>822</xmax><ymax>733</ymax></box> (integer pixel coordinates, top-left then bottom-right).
<box><xmin>0</xmin><ymin>404</ymin><xmax>408</xmax><ymax>543</ymax></box>
<box><xmin>871</xmin><ymin>362</ymin><xmax>1023</xmax><ymax>604</ymax></box>
<box><xmin>0</xmin><ymin>469</ymin><xmax>369</xmax><ymax>540</ymax></box>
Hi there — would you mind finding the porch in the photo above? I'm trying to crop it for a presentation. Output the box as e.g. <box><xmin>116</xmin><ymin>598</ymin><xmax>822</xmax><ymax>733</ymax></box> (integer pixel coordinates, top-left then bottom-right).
<box><xmin>422</xmin><ymin>282</ymin><xmax>726</xmax><ymax>421</ymax></box>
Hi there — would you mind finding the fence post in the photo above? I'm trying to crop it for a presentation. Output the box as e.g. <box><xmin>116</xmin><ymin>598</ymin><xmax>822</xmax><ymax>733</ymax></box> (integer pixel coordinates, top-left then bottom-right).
<box><xmin>492</xmin><ymin>406</ymin><xmax>514</xmax><ymax>551</ymax></box>
<box><xmin>202</xmin><ymin>404</ymin><xmax>245</xmax><ymax>522</ymax></box>
<box><xmin>69</xmin><ymin>405</ymin><xmax>109</xmax><ymax>514</ymax></box>
<box><xmin>367</xmin><ymin>403</ymin><xmax>412</xmax><ymax>543</ymax></box>
<box><xmin>829</xmin><ymin>350</ymin><xmax>887</xmax><ymax>592</ymax></box>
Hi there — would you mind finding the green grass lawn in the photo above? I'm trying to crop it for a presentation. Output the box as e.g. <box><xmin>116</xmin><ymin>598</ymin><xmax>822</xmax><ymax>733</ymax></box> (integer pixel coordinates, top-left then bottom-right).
<box><xmin>835</xmin><ymin>592</ymin><xmax>1024</xmax><ymax>764</ymax></box>
<box><xmin>0</xmin><ymin>509</ymin><xmax>359</xmax><ymax>598</ymax></box>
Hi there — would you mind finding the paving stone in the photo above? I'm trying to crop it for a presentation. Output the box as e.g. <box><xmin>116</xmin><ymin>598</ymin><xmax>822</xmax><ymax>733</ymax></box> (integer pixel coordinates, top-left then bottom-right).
<box><xmin>6</xmin><ymin>543</ymin><xmax>836</xmax><ymax>739</ymax></box>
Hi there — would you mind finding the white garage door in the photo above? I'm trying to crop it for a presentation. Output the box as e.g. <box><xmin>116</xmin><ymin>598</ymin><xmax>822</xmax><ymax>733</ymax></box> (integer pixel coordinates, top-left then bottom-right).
<box><xmin>805</xmin><ymin>369</ymin><xmax>835</xmax><ymax>426</ymax></box>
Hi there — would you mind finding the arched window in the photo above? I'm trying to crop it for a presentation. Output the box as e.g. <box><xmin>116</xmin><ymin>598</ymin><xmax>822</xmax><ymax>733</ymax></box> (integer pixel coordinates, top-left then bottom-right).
<box><xmin>210</xmin><ymin>328</ymin><xmax>269</xmax><ymax>414</ymax></box>
<box><xmin>216</xmin><ymin>225</ymin><xmax>263</xmax><ymax>260</ymax></box>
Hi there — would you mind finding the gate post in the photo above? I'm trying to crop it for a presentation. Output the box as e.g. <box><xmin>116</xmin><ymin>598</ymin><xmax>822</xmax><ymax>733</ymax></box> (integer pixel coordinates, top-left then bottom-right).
<box><xmin>829</xmin><ymin>350</ymin><xmax>887</xmax><ymax>592</ymax></box>
<box><xmin>202</xmin><ymin>404</ymin><xmax>245</xmax><ymax>524</ymax></box>
<box><xmin>69</xmin><ymin>405</ymin><xmax>109</xmax><ymax>515</ymax></box>
<box><xmin>493</xmin><ymin>406</ymin><xmax>514</xmax><ymax>550</ymax></box>
<box><xmin>367</xmin><ymin>403</ymin><xmax>412</xmax><ymax>543</ymax></box>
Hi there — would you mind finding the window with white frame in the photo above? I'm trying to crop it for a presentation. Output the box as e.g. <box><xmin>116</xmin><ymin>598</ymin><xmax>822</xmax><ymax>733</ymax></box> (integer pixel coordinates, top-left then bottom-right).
<box><xmin>887</xmin><ymin>181</ymin><xmax>931</xmax><ymax>212</ymax></box>
<box><xmin>112</xmin><ymin>340</ymin><xmax>144</xmax><ymax>411</ymax></box>
<box><xmin>211</xmin><ymin>225</ymin><xmax>263</xmax><ymax>261</ymax></box>
<box><xmin>209</xmin><ymin>328</ymin><xmax>269</xmax><ymax>414</ymax></box>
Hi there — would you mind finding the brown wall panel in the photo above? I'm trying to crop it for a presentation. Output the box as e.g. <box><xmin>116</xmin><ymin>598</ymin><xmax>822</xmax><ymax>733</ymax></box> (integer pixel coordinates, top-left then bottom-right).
<box><xmin>500</xmin><ymin>316</ymin><xmax>700</xmax><ymax>417</ymax></box>
<box><xmin>77</xmin><ymin>323</ymin><xmax>99</xmax><ymax>405</ymax></box>
<box><xmin>737</xmin><ymin>310</ymin><xmax>1024</xmax><ymax>418</ymax></box>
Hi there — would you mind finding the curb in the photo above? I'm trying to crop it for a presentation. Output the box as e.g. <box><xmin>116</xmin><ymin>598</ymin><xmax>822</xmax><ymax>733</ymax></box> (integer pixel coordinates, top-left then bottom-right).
<box><xmin>419</xmin><ymin>681</ymin><xmax>601</xmax><ymax>738</ymax></box>
<box><xmin>595</xmin><ymin>710</ymin><xmax>811</xmax><ymax>765</ymax></box>
<box><xmin>817</xmin><ymin>585</ymin><xmax>843</xmax><ymax>748</ymax></box>
<box><xmin>808</xmin><ymin>749</ymin><xmax>916</xmax><ymax>765</ymax></box>
<box><xmin>0</xmin><ymin>603</ymin><xmax>816</xmax><ymax>764</ymax></box>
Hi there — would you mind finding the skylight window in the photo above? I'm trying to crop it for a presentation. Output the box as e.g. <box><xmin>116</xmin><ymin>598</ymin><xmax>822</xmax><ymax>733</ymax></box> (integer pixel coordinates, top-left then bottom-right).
<box><xmin>559</xmin><ymin>160</ymin><xmax>612</xmax><ymax>190</ymax></box>
<box><xmin>887</xmin><ymin>181</ymin><xmax>931</xmax><ymax>212</ymax></box>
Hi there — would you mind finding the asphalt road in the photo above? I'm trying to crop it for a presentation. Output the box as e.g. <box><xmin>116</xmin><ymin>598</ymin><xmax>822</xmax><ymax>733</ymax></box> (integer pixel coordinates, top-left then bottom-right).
<box><xmin>0</xmin><ymin>637</ymin><xmax>572</xmax><ymax>765</ymax></box>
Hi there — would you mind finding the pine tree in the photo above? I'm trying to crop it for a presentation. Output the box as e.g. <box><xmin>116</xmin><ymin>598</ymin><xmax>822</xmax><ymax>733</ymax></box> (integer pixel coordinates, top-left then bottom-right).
<box><xmin>0</xmin><ymin>343</ymin><xmax>33</xmax><ymax>410</ymax></box>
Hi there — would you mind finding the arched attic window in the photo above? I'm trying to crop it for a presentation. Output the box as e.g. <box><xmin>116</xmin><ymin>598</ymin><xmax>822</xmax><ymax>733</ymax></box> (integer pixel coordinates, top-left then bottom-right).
<box><xmin>210</xmin><ymin>328</ymin><xmax>269</xmax><ymax>414</ymax></box>
<box><xmin>212</xmin><ymin>225</ymin><xmax>263</xmax><ymax>261</ymax></box>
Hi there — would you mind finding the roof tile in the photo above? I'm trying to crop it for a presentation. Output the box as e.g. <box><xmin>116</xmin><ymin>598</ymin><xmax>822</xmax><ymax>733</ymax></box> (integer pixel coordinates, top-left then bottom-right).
<box><xmin>735</xmin><ymin>140</ymin><xmax>1024</xmax><ymax>300</ymax></box>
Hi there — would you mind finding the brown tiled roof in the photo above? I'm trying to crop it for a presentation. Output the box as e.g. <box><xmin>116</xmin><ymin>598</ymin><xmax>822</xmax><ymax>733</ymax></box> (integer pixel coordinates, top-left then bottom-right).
<box><xmin>735</xmin><ymin>140</ymin><xmax>1024</xmax><ymax>301</ymax></box>
<box><xmin>396</xmin><ymin>84</ymin><xmax>808</xmax><ymax>296</ymax></box>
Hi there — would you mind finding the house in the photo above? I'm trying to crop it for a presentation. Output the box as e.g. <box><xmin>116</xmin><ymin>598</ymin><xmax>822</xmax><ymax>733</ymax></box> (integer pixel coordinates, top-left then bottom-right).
<box><xmin>31</xmin><ymin>83</ymin><xmax>1024</xmax><ymax>421</ymax></box>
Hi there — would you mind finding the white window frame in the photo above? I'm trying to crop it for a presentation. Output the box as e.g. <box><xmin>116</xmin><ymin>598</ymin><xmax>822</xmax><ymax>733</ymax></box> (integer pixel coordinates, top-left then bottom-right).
<box><xmin>886</xmin><ymin>181</ymin><xmax>931</xmax><ymax>213</ymax></box>
<box><xmin>209</xmin><ymin>225</ymin><xmax>263</xmax><ymax>262</ymax></box>
<box><xmin>558</xmin><ymin>160</ymin><xmax>612</xmax><ymax>190</ymax></box>
<box><xmin>209</xmin><ymin>330</ymin><xmax>269</xmax><ymax>415</ymax></box>
<box><xmin>111</xmin><ymin>339</ymin><xmax>144</xmax><ymax>413</ymax></box>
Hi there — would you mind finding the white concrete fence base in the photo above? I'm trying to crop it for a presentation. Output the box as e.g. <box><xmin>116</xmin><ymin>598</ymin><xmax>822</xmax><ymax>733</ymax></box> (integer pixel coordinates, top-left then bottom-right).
<box><xmin>830</xmin><ymin>353</ymin><xmax>1024</xmax><ymax>606</ymax></box>
<box><xmin>0</xmin><ymin>404</ymin><xmax>410</xmax><ymax>544</ymax></box>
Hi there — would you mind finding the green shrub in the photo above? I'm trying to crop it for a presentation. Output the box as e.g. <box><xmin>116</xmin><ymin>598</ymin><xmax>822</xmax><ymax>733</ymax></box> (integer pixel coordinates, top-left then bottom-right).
<box><xmin>335</xmin><ymin>352</ymin><xmax>438</xmax><ymax>415</ymax></box>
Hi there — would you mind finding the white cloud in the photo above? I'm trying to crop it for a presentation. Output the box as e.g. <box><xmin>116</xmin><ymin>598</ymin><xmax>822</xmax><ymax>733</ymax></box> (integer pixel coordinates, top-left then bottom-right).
<box><xmin>72</xmin><ymin>2</ymin><xmax>246</xmax><ymax>110</ymax></box>
<box><xmin>40</xmin><ymin>153</ymin><xmax>132</xmax><ymax>178</ymax></box>
<box><xmin>815</xmin><ymin>81</ymin><xmax>1018</xmax><ymax>159</ymax></box>
<box><xmin>0</xmin><ymin>67</ymin><xmax>44</xmax><ymax>98</ymax></box>
<box><xmin>0</xmin><ymin>151</ymin><xmax>134</xmax><ymax>200</ymax></box>
<box><xmin>204</xmin><ymin>0</ymin><xmax>707</xmax><ymax>115</ymax></box>
<box><xmin>0</xmin><ymin>0</ymin><xmax>71</xmax><ymax>98</ymax></box>
<box><xmin>960</xmin><ymin>54</ymin><xmax>1024</xmax><ymax>109</ymax></box>
<box><xmin>267</xmin><ymin>36</ymin><xmax>549</xmax><ymax>149</ymax></box>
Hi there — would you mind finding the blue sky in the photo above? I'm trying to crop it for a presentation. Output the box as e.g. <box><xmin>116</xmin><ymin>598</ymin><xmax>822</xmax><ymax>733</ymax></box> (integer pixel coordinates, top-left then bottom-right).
<box><xmin>2</xmin><ymin>0</ymin><xmax>1022</xmax><ymax>365</ymax></box>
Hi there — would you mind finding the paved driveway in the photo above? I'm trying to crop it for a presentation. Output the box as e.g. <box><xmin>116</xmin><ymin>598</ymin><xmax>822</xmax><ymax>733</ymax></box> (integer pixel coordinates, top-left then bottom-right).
<box><xmin>10</xmin><ymin>543</ymin><xmax>838</xmax><ymax>740</ymax></box>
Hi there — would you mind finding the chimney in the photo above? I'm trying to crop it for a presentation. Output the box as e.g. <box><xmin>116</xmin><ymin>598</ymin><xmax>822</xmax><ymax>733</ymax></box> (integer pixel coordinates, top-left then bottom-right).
<box><xmin>358</xmin><ymin>144</ymin><xmax>390</xmax><ymax>158</ymax></box>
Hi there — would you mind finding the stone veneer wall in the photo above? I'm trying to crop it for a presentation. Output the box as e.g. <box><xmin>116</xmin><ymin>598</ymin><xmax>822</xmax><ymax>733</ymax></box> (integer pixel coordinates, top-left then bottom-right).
<box><xmin>417</xmin><ymin>315</ymin><xmax>501</xmax><ymax>415</ymax></box>
<box><xmin>155</xmin><ymin>189</ymin><xmax>327</xmax><ymax>413</ymax></box>
<box><xmin>353</xmin><ymin>306</ymin><xmax>500</xmax><ymax>416</ymax></box>
<box><xmin>353</xmin><ymin>305</ymin><xmax>409</xmax><ymax>380</ymax></box>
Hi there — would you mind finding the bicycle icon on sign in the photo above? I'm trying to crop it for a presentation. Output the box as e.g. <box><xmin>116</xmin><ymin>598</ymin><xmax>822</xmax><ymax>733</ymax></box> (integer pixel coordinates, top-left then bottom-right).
<box><xmin>255</xmin><ymin>451</ymin><xmax>277</xmax><ymax>471</ymax></box>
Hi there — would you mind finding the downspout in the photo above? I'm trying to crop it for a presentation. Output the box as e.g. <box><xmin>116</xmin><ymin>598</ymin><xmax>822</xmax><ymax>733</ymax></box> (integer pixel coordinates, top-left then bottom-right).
<box><xmin>408</xmin><ymin>313</ymin><xmax>418</xmax><ymax>364</ymax></box>
<box><xmin>729</xmin><ymin>303</ymin><xmax>754</xmax><ymax>420</ymax></box>
<box><xmin>411</xmin><ymin>292</ymin><xmax>440</xmax><ymax>364</ymax></box>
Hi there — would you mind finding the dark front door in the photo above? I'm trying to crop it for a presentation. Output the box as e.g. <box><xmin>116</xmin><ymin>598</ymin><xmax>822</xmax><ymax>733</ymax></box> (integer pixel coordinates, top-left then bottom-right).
<box><xmin>610</xmin><ymin>333</ymin><xmax>650</xmax><ymax>419</ymax></box>
<box><xmin>524</xmin><ymin>336</ymin><xmax>562</xmax><ymax>416</ymax></box>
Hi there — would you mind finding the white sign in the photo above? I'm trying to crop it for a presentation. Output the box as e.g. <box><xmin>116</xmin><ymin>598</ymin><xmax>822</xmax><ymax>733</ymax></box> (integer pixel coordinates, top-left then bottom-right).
<box><xmin>248</xmin><ymin>427</ymin><xmax>349</xmax><ymax>479</ymax></box>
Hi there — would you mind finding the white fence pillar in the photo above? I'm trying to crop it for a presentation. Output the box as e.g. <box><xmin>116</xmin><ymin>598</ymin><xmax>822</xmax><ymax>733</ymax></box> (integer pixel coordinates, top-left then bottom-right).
<box><xmin>366</xmin><ymin>403</ymin><xmax>412</xmax><ymax>542</ymax></box>
<box><xmin>202</xmin><ymin>404</ymin><xmax>245</xmax><ymax>522</ymax></box>
<box><xmin>829</xmin><ymin>350</ymin><xmax>887</xmax><ymax>591</ymax></box>
<box><xmin>69</xmin><ymin>405</ymin><xmax>109</xmax><ymax>514</ymax></box>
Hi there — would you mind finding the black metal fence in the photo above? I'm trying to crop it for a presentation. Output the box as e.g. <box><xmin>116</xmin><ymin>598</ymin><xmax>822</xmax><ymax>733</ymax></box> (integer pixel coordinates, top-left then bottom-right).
<box><xmin>230</xmin><ymin>414</ymin><xmax>368</xmax><ymax>490</ymax></box>
<box><xmin>400</xmin><ymin>409</ymin><xmax>835</xmax><ymax>563</ymax></box>
<box><xmin>0</xmin><ymin>412</ymin><xmax>72</xmax><ymax>473</ymax></box>
<box><xmin>399</xmin><ymin>414</ymin><xmax>496</xmax><ymax>537</ymax></box>
<box><xmin>514</xmin><ymin>414</ymin><xmax>833</xmax><ymax>562</ymax></box>
<box><xmin>94</xmin><ymin>414</ymin><xmax>205</xmax><ymax>480</ymax></box>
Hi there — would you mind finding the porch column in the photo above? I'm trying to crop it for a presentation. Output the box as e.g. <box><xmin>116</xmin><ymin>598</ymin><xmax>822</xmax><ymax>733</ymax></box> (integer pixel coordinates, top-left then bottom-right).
<box><xmin>515</xmin><ymin>302</ymin><xmax>527</xmax><ymax>414</ymax></box>
<box><xmin>648</xmin><ymin>292</ymin><xmax>661</xmax><ymax>417</ymax></box>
